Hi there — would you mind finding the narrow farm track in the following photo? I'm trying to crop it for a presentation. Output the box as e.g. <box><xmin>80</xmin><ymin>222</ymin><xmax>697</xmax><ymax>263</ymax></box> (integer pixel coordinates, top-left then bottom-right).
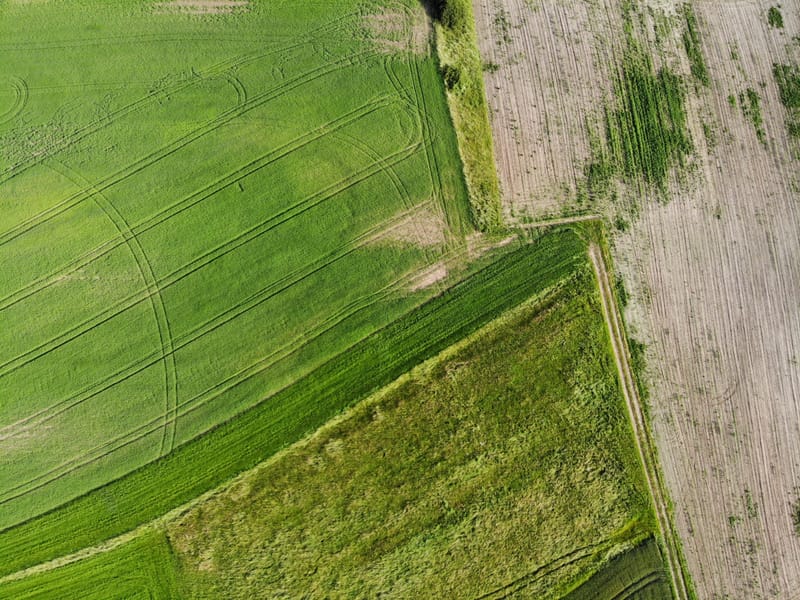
<box><xmin>589</xmin><ymin>244</ymin><xmax>690</xmax><ymax>600</ymax></box>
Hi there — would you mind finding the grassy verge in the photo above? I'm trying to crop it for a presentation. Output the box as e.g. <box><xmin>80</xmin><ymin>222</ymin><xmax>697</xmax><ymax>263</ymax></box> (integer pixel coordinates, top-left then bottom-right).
<box><xmin>432</xmin><ymin>0</ymin><xmax>504</xmax><ymax>231</ymax></box>
<box><xmin>0</xmin><ymin>530</ymin><xmax>181</xmax><ymax>600</ymax></box>
<box><xmin>165</xmin><ymin>250</ymin><xmax>656</xmax><ymax>598</ymax></box>
<box><xmin>0</xmin><ymin>229</ymin><xmax>584</xmax><ymax>577</ymax></box>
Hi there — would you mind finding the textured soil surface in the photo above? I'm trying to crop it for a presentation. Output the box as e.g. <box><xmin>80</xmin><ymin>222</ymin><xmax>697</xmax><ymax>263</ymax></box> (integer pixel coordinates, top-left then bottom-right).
<box><xmin>473</xmin><ymin>0</ymin><xmax>800</xmax><ymax>597</ymax></box>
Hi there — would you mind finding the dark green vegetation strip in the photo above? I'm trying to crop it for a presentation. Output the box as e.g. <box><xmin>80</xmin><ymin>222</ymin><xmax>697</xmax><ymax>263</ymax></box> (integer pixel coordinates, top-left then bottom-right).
<box><xmin>563</xmin><ymin>538</ymin><xmax>673</xmax><ymax>600</ymax></box>
<box><xmin>433</xmin><ymin>0</ymin><xmax>504</xmax><ymax>231</ymax></box>
<box><xmin>767</xmin><ymin>6</ymin><xmax>784</xmax><ymax>29</ymax></box>
<box><xmin>166</xmin><ymin>254</ymin><xmax>655</xmax><ymax>598</ymax></box>
<box><xmin>682</xmin><ymin>4</ymin><xmax>709</xmax><ymax>87</ymax></box>
<box><xmin>0</xmin><ymin>530</ymin><xmax>181</xmax><ymax>600</ymax></box>
<box><xmin>773</xmin><ymin>63</ymin><xmax>800</xmax><ymax>139</ymax></box>
<box><xmin>739</xmin><ymin>87</ymin><xmax>766</xmax><ymax>144</ymax></box>
<box><xmin>588</xmin><ymin>48</ymin><xmax>692</xmax><ymax>195</ymax></box>
<box><xmin>0</xmin><ymin>229</ymin><xmax>586</xmax><ymax>577</ymax></box>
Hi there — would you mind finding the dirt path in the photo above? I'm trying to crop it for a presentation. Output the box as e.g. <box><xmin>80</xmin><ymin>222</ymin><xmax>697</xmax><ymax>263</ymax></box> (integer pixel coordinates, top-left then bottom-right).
<box><xmin>589</xmin><ymin>243</ymin><xmax>690</xmax><ymax>600</ymax></box>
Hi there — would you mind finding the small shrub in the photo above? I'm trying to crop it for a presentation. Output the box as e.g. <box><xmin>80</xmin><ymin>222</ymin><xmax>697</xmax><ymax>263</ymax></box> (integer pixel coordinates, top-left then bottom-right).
<box><xmin>767</xmin><ymin>6</ymin><xmax>784</xmax><ymax>29</ymax></box>
<box><xmin>440</xmin><ymin>64</ymin><xmax>461</xmax><ymax>90</ymax></box>
<box><xmin>792</xmin><ymin>498</ymin><xmax>800</xmax><ymax>536</ymax></box>
<box><xmin>437</xmin><ymin>0</ymin><xmax>467</xmax><ymax>31</ymax></box>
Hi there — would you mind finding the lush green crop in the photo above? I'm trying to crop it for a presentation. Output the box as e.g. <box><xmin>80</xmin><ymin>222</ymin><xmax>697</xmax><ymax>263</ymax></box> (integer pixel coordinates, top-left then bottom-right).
<box><xmin>0</xmin><ymin>229</ymin><xmax>586</xmax><ymax>576</ymax></box>
<box><xmin>563</xmin><ymin>538</ymin><xmax>672</xmax><ymax>599</ymax></box>
<box><xmin>0</xmin><ymin>0</ymin><xmax>473</xmax><ymax>538</ymax></box>
<box><xmin>0</xmin><ymin>530</ymin><xmax>180</xmax><ymax>600</ymax></box>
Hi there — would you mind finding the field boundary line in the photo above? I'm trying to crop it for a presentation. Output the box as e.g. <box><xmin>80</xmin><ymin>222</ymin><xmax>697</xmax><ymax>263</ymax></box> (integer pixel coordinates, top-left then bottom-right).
<box><xmin>588</xmin><ymin>241</ymin><xmax>690</xmax><ymax>600</ymax></box>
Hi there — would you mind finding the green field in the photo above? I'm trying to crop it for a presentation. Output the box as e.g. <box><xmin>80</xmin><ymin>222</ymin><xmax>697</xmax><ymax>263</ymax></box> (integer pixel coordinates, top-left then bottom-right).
<box><xmin>0</xmin><ymin>0</ymin><xmax>470</xmax><ymax>532</ymax></box>
<box><xmin>0</xmin><ymin>1</ymin><xmax>676</xmax><ymax>597</ymax></box>
<box><xmin>0</xmin><ymin>237</ymin><xmax>667</xmax><ymax>598</ymax></box>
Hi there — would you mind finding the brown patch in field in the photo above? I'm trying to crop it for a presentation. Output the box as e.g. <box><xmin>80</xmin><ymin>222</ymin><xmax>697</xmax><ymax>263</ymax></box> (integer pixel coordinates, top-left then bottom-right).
<box><xmin>372</xmin><ymin>206</ymin><xmax>448</xmax><ymax>248</ymax></box>
<box><xmin>409</xmin><ymin>262</ymin><xmax>448</xmax><ymax>291</ymax></box>
<box><xmin>363</xmin><ymin>7</ymin><xmax>431</xmax><ymax>55</ymax></box>
<box><xmin>466</xmin><ymin>231</ymin><xmax>516</xmax><ymax>259</ymax></box>
<box><xmin>154</xmin><ymin>0</ymin><xmax>248</xmax><ymax>15</ymax></box>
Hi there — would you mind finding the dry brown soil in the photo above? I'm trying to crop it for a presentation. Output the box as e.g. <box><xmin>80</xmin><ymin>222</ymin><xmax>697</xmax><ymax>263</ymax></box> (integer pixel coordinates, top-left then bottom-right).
<box><xmin>473</xmin><ymin>0</ymin><xmax>800</xmax><ymax>598</ymax></box>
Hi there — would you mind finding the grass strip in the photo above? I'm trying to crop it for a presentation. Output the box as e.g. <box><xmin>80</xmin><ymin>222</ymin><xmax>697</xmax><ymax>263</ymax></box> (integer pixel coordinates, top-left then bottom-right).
<box><xmin>0</xmin><ymin>530</ymin><xmax>181</xmax><ymax>600</ymax></box>
<box><xmin>432</xmin><ymin>0</ymin><xmax>503</xmax><ymax>231</ymax></box>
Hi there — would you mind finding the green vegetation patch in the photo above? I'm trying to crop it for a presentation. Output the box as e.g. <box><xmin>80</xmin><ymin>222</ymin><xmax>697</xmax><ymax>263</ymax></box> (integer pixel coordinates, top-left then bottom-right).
<box><xmin>773</xmin><ymin>63</ymin><xmax>800</xmax><ymax>139</ymax></box>
<box><xmin>768</xmin><ymin>6</ymin><xmax>784</xmax><ymax>29</ymax></box>
<box><xmin>0</xmin><ymin>229</ymin><xmax>586</xmax><ymax>577</ymax></box>
<box><xmin>682</xmin><ymin>4</ymin><xmax>710</xmax><ymax>87</ymax></box>
<box><xmin>433</xmin><ymin>0</ymin><xmax>504</xmax><ymax>231</ymax></box>
<box><xmin>739</xmin><ymin>87</ymin><xmax>766</xmax><ymax>144</ymax></box>
<box><xmin>0</xmin><ymin>0</ymin><xmax>474</xmax><ymax>542</ymax></box>
<box><xmin>563</xmin><ymin>538</ymin><xmax>673</xmax><ymax>600</ymax></box>
<box><xmin>166</xmin><ymin>254</ymin><xmax>657</xmax><ymax>598</ymax></box>
<box><xmin>0</xmin><ymin>530</ymin><xmax>181</xmax><ymax>600</ymax></box>
<box><xmin>590</xmin><ymin>49</ymin><xmax>692</xmax><ymax>193</ymax></box>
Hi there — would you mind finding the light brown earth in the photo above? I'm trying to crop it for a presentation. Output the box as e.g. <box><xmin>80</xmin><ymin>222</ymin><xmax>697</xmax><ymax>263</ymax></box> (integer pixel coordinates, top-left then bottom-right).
<box><xmin>472</xmin><ymin>0</ymin><xmax>624</xmax><ymax>220</ymax></box>
<box><xmin>473</xmin><ymin>0</ymin><xmax>800</xmax><ymax>598</ymax></box>
<box><xmin>154</xmin><ymin>0</ymin><xmax>249</xmax><ymax>15</ymax></box>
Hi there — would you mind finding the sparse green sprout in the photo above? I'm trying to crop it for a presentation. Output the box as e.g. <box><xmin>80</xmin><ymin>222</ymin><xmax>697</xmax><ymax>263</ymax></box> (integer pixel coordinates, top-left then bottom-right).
<box><xmin>682</xmin><ymin>4</ymin><xmax>710</xmax><ymax>86</ymax></box>
<box><xmin>792</xmin><ymin>498</ymin><xmax>800</xmax><ymax>536</ymax></box>
<box><xmin>739</xmin><ymin>87</ymin><xmax>766</xmax><ymax>144</ymax></box>
<box><xmin>482</xmin><ymin>61</ymin><xmax>500</xmax><ymax>73</ymax></box>
<box><xmin>728</xmin><ymin>94</ymin><xmax>737</xmax><ymax>107</ymax></box>
<box><xmin>767</xmin><ymin>6</ymin><xmax>784</xmax><ymax>29</ymax></box>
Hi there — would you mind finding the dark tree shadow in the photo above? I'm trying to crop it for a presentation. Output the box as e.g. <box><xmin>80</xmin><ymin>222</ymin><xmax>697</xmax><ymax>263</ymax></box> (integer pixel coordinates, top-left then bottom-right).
<box><xmin>418</xmin><ymin>0</ymin><xmax>441</xmax><ymax>21</ymax></box>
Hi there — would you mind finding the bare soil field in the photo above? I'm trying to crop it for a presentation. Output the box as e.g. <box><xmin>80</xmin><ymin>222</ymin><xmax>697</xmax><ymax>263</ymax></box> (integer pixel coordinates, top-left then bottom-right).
<box><xmin>471</xmin><ymin>0</ymin><xmax>623</xmax><ymax>219</ymax></box>
<box><xmin>474</xmin><ymin>0</ymin><xmax>800</xmax><ymax>598</ymax></box>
